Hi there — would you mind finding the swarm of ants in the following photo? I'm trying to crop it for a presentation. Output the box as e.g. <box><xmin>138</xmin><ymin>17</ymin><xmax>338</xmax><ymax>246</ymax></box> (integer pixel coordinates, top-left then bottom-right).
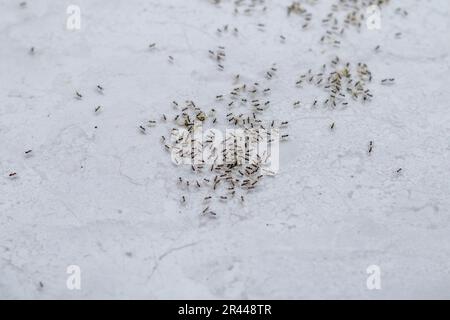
<box><xmin>148</xmin><ymin>66</ymin><xmax>289</xmax><ymax>218</ymax></box>
<box><xmin>294</xmin><ymin>56</ymin><xmax>374</xmax><ymax>108</ymax></box>
<box><xmin>10</xmin><ymin>0</ymin><xmax>405</xmax><ymax>219</ymax></box>
<box><xmin>150</xmin><ymin>0</ymin><xmax>402</xmax><ymax>217</ymax></box>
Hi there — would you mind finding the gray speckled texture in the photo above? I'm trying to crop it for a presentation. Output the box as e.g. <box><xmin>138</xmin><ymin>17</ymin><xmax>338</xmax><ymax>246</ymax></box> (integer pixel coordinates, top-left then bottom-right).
<box><xmin>0</xmin><ymin>0</ymin><xmax>449</xmax><ymax>299</ymax></box>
